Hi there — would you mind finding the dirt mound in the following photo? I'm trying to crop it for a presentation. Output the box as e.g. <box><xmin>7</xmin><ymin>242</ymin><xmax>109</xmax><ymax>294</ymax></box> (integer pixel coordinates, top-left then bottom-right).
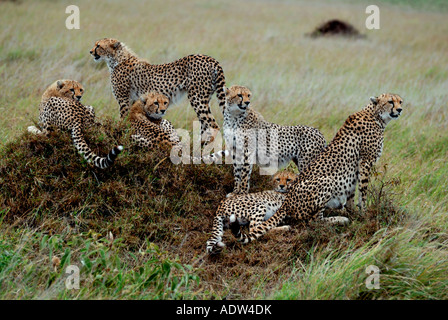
<box><xmin>308</xmin><ymin>19</ymin><xmax>365</xmax><ymax>38</ymax></box>
<box><xmin>0</xmin><ymin>119</ymin><xmax>405</xmax><ymax>298</ymax></box>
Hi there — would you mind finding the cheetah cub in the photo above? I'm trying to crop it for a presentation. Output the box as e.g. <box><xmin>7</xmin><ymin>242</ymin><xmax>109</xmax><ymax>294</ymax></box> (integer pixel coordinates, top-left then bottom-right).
<box><xmin>223</xmin><ymin>85</ymin><xmax>327</xmax><ymax>197</ymax></box>
<box><xmin>129</xmin><ymin>92</ymin><xmax>227</xmax><ymax>164</ymax></box>
<box><xmin>28</xmin><ymin>79</ymin><xmax>95</xmax><ymax>134</ymax></box>
<box><xmin>90</xmin><ymin>38</ymin><xmax>226</xmax><ymax>144</ymax></box>
<box><xmin>28</xmin><ymin>80</ymin><xmax>123</xmax><ymax>169</ymax></box>
<box><xmin>206</xmin><ymin>170</ymin><xmax>297</xmax><ymax>255</ymax></box>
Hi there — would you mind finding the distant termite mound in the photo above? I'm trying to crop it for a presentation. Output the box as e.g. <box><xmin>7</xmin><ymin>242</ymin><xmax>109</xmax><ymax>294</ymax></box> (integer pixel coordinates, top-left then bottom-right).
<box><xmin>307</xmin><ymin>19</ymin><xmax>365</xmax><ymax>38</ymax></box>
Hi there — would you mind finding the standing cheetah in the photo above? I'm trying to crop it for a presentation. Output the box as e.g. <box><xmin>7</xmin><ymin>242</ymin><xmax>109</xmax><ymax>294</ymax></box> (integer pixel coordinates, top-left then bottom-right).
<box><xmin>223</xmin><ymin>85</ymin><xmax>327</xmax><ymax>196</ymax></box>
<box><xmin>28</xmin><ymin>80</ymin><xmax>123</xmax><ymax>169</ymax></box>
<box><xmin>234</xmin><ymin>93</ymin><xmax>404</xmax><ymax>243</ymax></box>
<box><xmin>89</xmin><ymin>38</ymin><xmax>226</xmax><ymax>144</ymax></box>
<box><xmin>206</xmin><ymin>170</ymin><xmax>297</xmax><ymax>255</ymax></box>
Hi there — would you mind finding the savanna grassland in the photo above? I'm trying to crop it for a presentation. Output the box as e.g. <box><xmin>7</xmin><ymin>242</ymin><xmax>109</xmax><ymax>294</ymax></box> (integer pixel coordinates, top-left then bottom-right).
<box><xmin>0</xmin><ymin>0</ymin><xmax>447</xmax><ymax>300</ymax></box>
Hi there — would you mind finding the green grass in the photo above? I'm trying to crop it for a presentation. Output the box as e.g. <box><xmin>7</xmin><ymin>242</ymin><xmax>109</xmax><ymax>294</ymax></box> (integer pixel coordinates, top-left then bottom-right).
<box><xmin>0</xmin><ymin>0</ymin><xmax>448</xmax><ymax>300</ymax></box>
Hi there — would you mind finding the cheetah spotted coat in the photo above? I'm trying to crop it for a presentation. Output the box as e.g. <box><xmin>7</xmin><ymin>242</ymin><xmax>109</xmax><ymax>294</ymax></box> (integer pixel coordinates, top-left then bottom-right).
<box><xmin>234</xmin><ymin>93</ymin><xmax>404</xmax><ymax>243</ymax></box>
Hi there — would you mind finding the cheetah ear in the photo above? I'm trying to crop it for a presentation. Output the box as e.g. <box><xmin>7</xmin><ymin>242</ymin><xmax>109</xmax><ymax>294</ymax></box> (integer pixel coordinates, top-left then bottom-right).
<box><xmin>57</xmin><ymin>80</ymin><xmax>64</xmax><ymax>89</ymax></box>
<box><xmin>112</xmin><ymin>41</ymin><xmax>121</xmax><ymax>49</ymax></box>
<box><xmin>370</xmin><ymin>96</ymin><xmax>378</xmax><ymax>105</ymax></box>
<box><xmin>139</xmin><ymin>95</ymin><xmax>148</xmax><ymax>104</ymax></box>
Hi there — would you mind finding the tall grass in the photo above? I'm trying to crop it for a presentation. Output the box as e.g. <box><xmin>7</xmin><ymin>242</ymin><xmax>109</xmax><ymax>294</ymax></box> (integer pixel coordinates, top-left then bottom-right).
<box><xmin>0</xmin><ymin>0</ymin><xmax>447</xmax><ymax>299</ymax></box>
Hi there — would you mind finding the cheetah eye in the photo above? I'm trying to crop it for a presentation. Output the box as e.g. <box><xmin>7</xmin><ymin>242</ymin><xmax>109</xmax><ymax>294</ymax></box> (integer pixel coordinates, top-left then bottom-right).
<box><xmin>286</xmin><ymin>179</ymin><xmax>291</xmax><ymax>182</ymax></box>
<box><xmin>400</xmin><ymin>101</ymin><xmax>403</xmax><ymax>104</ymax></box>
<box><xmin>238</xmin><ymin>94</ymin><xmax>243</xmax><ymax>98</ymax></box>
<box><xmin>164</xmin><ymin>101</ymin><xmax>168</xmax><ymax>105</ymax></box>
<box><xmin>70</xmin><ymin>89</ymin><xmax>75</xmax><ymax>92</ymax></box>
<box><xmin>388</xmin><ymin>100</ymin><xmax>393</xmax><ymax>104</ymax></box>
<box><xmin>248</xmin><ymin>94</ymin><xmax>251</xmax><ymax>98</ymax></box>
<box><xmin>80</xmin><ymin>89</ymin><xmax>84</xmax><ymax>92</ymax></box>
<box><xmin>276</xmin><ymin>178</ymin><xmax>280</xmax><ymax>181</ymax></box>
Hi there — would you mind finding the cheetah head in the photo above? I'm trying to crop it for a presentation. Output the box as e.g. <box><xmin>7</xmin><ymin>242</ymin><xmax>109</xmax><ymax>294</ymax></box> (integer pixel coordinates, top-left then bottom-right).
<box><xmin>140</xmin><ymin>92</ymin><xmax>170</xmax><ymax>119</ymax></box>
<box><xmin>90</xmin><ymin>38</ymin><xmax>121</xmax><ymax>62</ymax></box>
<box><xmin>370</xmin><ymin>93</ymin><xmax>403</xmax><ymax>123</ymax></box>
<box><xmin>225</xmin><ymin>85</ymin><xmax>252</xmax><ymax>113</ymax></box>
<box><xmin>48</xmin><ymin>79</ymin><xmax>84</xmax><ymax>102</ymax></box>
<box><xmin>272</xmin><ymin>170</ymin><xmax>297</xmax><ymax>193</ymax></box>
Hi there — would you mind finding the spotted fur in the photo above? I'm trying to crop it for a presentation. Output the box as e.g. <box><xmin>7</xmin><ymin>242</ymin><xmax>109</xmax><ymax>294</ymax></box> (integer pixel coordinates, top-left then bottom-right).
<box><xmin>235</xmin><ymin>93</ymin><xmax>404</xmax><ymax>243</ymax></box>
<box><xmin>206</xmin><ymin>170</ymin><xmax>297</xmax><ymax>255</ymax></box>
<box><xmin>28</xmin><ymin>80</ymin><xmax>123</xmax><ymax>169</ymax></box>
<box><xmin>90</xmin><ymin>38</ymin><xmax>226</xmax><ymax>144</ymax></box>
<box><xmin>223</xmin><ymin>85</ymin><xmax>327</xmax><ymax>196</ymax></box>
<box><xmin>129</xmin><ymin>92</ymin><xmax>227</xmax><ymax>164</ymax></box>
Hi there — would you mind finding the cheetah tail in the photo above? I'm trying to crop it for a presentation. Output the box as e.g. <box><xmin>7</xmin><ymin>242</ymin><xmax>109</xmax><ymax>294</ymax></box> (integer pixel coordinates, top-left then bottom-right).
<box><xmin>199</xmin><ymin>149</ymin><xmax>229</xmax><ymax>164</ymax></box>
<box><xmin>71</xmin><ymin>127</ymin><xmax>123</xmax><ymax>169</ymax></box>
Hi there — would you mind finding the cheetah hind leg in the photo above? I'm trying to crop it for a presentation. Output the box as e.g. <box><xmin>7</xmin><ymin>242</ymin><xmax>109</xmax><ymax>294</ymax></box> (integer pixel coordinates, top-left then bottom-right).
<box><xmin>229</xmin><ymin>214</ymin><xmax>291</xmax><ymax>240</ymax></box>
<box><xmin>206</xmin><ymin>214</ymin><xmax>227</xmax><ymax>255</ymax></box>
<box><xmin>312</xmin><ymin>177</ymin><xmax>350</xmax><ymax>226</ymax></box>
<box><xmin>321</xmin><ymin>215</ymin><xmax>350</xmax><ymax>225</ymax></box>
<box><xmin>319</xmin><ymin>207</ymin><xmax>350</xmax><ymax>225</ymax></box>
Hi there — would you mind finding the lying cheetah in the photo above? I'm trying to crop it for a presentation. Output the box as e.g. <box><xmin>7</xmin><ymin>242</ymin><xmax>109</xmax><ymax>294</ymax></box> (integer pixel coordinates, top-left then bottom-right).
<box><xmin>28</xmin><ymin>79</ymin><xmax>96</xmax><ymax>134</ymax></box>
<box><xmin>129</xmin><ymin>92</ymin><xmax>226</xmax><ymax>164</ymax></box>
<box><xmin>206</xmin><ymin>170</ymin><xmax>297</xmax><ymax>255</ymax></box>
<box><xmin>90</xmin><ymin>38</ymin><xmax>226</xmax><ymax>143</ymax></box>
<box><xmin>223</xmin><ymin>85</ymin><xmax>327</xmax><ymax>196</ymax></box>
<box><xmin>234</xmin><ymin>93</ymin><xmax>404</xmax><ymax>243</ymax></box>
<box><xmin>28</xmin><ymin>80</ymin><xmax>123</xmax><ymax>169</ymax></box>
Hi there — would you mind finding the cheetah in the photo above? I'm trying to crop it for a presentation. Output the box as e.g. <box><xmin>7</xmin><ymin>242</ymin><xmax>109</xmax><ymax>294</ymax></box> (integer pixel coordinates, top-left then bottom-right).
<box><xmin>206</xmin><ymin>170</ymin><xmax>297</xmax><ymax>255</ymax></box>
<box><xmin>234</xmin><ymin>93</ymin><xmax>404</xmax><ymax>243</ymax></box>
<box><xmin>129</xmin><ymin>92</ymin><xmax>227</xmax><ymax>164</ymax></box>
<box><xmin>89</xmin><ymin>38</ymin><xmax>226</xmax><ymax>144</ymax></box>
<box><xmin>28</xmin><ymin>80</ymin><xmax>123</xmax><ymax>169</ymax></box>
<box><xmin>28</xmin><ymin>79</ymin><xmax>97</xmax><ymax>134</ymax></box>
<box><xmin>223</xmin><ymin>85</ymin><xmax>327</xmax><ymax>196</ymax></box>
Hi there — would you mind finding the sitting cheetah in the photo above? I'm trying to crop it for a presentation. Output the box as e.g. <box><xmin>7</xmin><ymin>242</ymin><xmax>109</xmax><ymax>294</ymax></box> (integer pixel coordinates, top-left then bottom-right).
<box><xmin>223</xmin><ymin>85</ymin><xmax>327</xmax><ymax>196</ymax></box>
<box><xmin>234</xmin><ymin>93</ymin><xmax>404</xmax><ymax>243</ymax></box>
<box><xmin>206</xmin><ymin>170</ymin><xmax>297</xmax><ymax>255</ymax></box>
<box><xmin>129</xmin><ymin>92</ymin><xmax>226</xmax><ymax>164</ymax></box>
<box><xmin>28</xmin><ymin>80</ymin><xmax>123</xmax><ymax>169</ymax></box>
<box><xmin>28</xmin><ymin>79</ymin><xmax>97</xmax><ymax>134</ymax></box>
<box><xmin>89</xmin><ymin>38</ymin><xmax>226</xmax><ymax>144</ymax></box>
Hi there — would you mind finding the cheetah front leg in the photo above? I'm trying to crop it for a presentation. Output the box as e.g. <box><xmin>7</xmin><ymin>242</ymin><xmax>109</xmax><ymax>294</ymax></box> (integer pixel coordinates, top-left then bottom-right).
<box><xmin>28</xmin><ymin>122</ymin><xmax>53</xmax><ymax>136</ymax></box>
<box><xmin>345</xmin><ymin>194</ymin><xmax>356</xmax><ymax>213</ymax></box>
<box><xmin>227</xmin><ymin>135</ymin><xmax>253</xmax><ymax>197</ymax></box>
<box><xmin>111</xmin><ymin>75</ymin><xmax>132</xmax><ymax>119</ymax></box>
<box><xmin>229</xmin><ymin>211</ymin><xmax>291</xmax><ymax>241</ymax></box>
